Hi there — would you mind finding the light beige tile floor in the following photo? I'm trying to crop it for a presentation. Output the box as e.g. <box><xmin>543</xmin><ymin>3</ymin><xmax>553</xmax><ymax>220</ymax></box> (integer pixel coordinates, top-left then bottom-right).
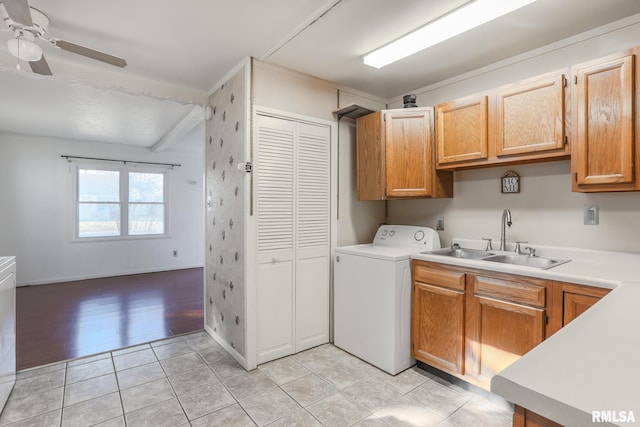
<box><xmin>0</xmin><ymin>332</ymin><xmax>513</xmax><ymax>426</ymax></box>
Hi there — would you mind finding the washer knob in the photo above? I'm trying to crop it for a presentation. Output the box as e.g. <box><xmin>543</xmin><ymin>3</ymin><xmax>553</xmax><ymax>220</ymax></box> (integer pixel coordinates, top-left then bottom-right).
<box><xmin>389</xmin><ymin>230</ymin><xmax>395</xmax><ymax>237</ymax></box>
<box><xmin>381</xmin><ymin>229</ymin><xmax>388</xmax><ymax>236</ymax></box>
<box><xmin>414</xmin><ymin>230</ymin><xmax>425</xmax><ymax>241</ymax></box>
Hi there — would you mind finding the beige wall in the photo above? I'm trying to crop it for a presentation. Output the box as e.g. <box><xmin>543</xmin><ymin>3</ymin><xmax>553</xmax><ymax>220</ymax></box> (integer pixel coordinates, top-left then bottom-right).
<box><xmin>387</xmin><ymin>16</ymin><xmax>640</xmax><ymax>253</ymax></box>
<box><xmin>252</xmin><ymin>60</ymin><xmax>387</xmax><ymax>246</ymax></box>
<box><xmin>251</xmin><ymin>14</ymin><xmax>640</xmax><ymax>253</ymax></box>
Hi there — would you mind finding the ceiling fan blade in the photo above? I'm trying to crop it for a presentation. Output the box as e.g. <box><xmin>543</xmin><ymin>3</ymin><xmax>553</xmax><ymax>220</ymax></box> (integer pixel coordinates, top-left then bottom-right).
<box><xmin>54</xmin><ymin>39</ymin><xmax>127</xmax><ymax>68</ymax></box>
<box><xmin>29</xmin><ymin>54</ymin><xmax>52</xmax><ymax>75</ymax></box>
<box><xmin>2</xmin><ymin>0</ymin><xmax>33</xmax><ymax>26</ymax></box>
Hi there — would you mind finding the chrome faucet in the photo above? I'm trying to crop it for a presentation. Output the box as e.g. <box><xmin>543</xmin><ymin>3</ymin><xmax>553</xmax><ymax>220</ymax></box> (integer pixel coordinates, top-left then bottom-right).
<box><xmin>500</xmin><ymin>209</ymin><xmax>512</xmax><ymax>251</ymax></box>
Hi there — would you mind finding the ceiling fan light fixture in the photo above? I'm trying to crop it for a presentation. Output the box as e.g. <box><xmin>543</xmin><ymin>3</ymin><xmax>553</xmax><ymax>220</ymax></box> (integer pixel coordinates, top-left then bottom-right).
<box><xmin>7</xmin><ymin>37</ymin><xmax>43</xmax><ymax>62</ymax></box>
<box><xmin>363</xmin><ymin>0</ymin><xmax>538</xmax><ymax>69</ymax></box>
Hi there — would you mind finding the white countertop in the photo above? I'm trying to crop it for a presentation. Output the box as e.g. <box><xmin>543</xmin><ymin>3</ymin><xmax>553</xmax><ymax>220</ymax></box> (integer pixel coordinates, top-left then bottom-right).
<box><xmin>492</xmin><ymin>283</ymin><xmax>640</xmax><ymax>426</ymax></box>
<box><xmin>412</xmin><ymin>240</ymin><xmax>640</xmax><ymax>426</ymax></box>
<box><xmin>411</xmin><ymin>238</ymin><xmax>640</xmax><ymax>289</ymax></box>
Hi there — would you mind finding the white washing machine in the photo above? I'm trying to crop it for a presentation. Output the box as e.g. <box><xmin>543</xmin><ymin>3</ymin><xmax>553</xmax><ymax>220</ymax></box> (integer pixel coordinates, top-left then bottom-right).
<box><xmin>334</xmin><ymin>225</ymin><xmax>440</xmax><ymax>375</ymax></box>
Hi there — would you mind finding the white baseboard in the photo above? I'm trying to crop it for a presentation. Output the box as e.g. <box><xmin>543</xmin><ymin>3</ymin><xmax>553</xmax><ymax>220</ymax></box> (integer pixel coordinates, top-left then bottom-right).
<box><xmin>204</xmin><ymin>324</ymin><xmax>252</xmax><ymax>371</ymax></box>
<box><xmin>16</xmin><ymin>264</ymin><xmax>204</xmax><ymax>287</ymax></box>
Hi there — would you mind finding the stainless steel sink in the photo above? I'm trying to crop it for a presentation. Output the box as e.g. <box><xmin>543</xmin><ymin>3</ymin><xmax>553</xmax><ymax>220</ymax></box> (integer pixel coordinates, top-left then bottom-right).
<box><xmin>422</xmin><ymin>246</ymin><xmax>570</xmax><ymax>270</ymax></box>
<box><xmin>422</xmin><ymin>247</ymin><xmax>495</xmax><ymax>259</ymax></box>
<box><xmin>481</xmin><ymin>254</ymin><xmax>570</xmax><ymax>270</ymax></box>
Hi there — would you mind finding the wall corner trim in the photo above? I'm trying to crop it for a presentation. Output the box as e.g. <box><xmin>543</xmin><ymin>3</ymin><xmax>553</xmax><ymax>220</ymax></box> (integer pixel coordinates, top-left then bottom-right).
<box><xmin>205</xmin><ymin>324</ymin><xmax>253</xmax><ymax>370</ymax></box>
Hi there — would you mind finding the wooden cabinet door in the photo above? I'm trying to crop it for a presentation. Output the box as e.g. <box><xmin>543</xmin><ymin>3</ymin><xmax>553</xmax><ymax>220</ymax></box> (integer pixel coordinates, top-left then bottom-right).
<box><xmin>572</xmin><ymin>51</ymin><xmax>636</xmax><ymax>191</ymax></box>
<box><xmin>412</xmin><ymin>279</ymin><xmax>465</xmax><ymax>374</ymax></box>
<box><xmin>385</xmin><ymin>109</ymin><xmax>433</xmax><ymax>198</ymax></box>
<box><xmin>563</xmin><ymin>293</ymin><xmax>600</xmax><ymax>326</ymax></box>
<box><xmin>436</xmin><ymin>94</ymin><xmax>488</xmax><ymax>165</ymax></box>
<box><xmin>466</xmin><ymin>274</ymin><xmax>546</xmax><ymax>388</ymax></box>
<box><xmin>495</xmin><ymin>71</ymin><xmax>566</xmax><ymax>157</ymax></box>
<box><xmin>356</xmin><ymin>111</ymin><xmax>385</xmax><ymax>200</ymax></box>
<box><xmin>513</xmin><ymin>405</ymin><xmax>563</xmax><ymax>427</ymax></box>
<box><xmin>412</xmin><ymin>262</ymin><xmax>466</xmax><ymax>374</ymax></box>
<box><xmin>561</xmin><ymin>283</ymin><xmax>610</xmax><ymax>326</ymax></box>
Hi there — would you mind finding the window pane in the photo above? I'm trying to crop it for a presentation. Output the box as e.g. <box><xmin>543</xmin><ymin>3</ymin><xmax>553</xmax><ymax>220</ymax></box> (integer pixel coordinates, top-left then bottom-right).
<box><xmin>129</xmin><ymin>172</ymin><xmax>164</xmax><ymax>203</ymax></box>
<box><xmin>79</xmin><ymin>169</ymin><xmax>120</xmax><ymax>202</ymax></box>
<box><xmin>78</xmin><ymin>203</ymin><xmax>120</xmax><ymax>237</ymax></box>
<box><xmin>129</xmin><ymin>203</ymin><xmax>164</xmax><ymax>235</ymax></box>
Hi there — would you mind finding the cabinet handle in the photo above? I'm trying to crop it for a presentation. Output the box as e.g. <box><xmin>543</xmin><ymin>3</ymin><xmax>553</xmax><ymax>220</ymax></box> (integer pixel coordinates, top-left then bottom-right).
<box><xmin>336</xmin><ymin>256</ymin><xmax>340</xmax><ymax>263</ymax></box>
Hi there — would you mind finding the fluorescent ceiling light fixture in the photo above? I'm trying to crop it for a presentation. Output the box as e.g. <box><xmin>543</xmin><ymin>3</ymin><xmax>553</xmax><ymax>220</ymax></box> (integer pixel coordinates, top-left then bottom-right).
<box><xmin>364</xmin><ymin>0</ymin><xmax>537</xmax><ymax>68</ymax></box>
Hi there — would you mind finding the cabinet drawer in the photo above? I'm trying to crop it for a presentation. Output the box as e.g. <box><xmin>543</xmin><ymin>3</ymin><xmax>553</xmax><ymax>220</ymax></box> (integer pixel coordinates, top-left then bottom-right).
<box><xmin>472</xmin><ymin>275</ymin><xmax>545</xmax><ymax>307</ymax></box>
<box><xmin>414</xmin><ymin>264</ymin><xmax>465</xmax><ymax>291</ymax></box>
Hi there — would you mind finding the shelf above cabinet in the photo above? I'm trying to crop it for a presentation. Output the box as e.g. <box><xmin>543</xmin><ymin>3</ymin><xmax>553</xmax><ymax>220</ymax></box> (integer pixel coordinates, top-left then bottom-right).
<box><xmin>332</xmin><ymin>104</ymin><xmax>375</xmax><ymax>120</ymax></box>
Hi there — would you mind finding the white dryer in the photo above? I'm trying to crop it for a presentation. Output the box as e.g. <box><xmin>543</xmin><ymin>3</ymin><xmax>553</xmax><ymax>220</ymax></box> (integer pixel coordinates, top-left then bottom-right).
<box><xmin>334</xmin><ymin>225</ymin><xmax>440</xmax><ymax>375</ymax></box>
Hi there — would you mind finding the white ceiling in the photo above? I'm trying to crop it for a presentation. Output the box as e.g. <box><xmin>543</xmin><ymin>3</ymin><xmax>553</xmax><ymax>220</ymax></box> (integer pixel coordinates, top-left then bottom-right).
<box><xmin>1</xmin><ymin>0</ymin><xmax>639</xmax><ymax>151</ymax></box>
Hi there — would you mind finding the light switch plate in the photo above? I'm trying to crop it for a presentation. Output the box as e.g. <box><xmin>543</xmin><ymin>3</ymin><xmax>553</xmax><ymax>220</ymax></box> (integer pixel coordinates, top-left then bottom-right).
<box><xmin>584</xmin><ymin>205</ymin><xmax>599</xmax><ymax>225</ymax></box>
<box><xmin>436</xmin><ymin>217</ymin><xmax>445</xmax><ymax>231</ymax></box>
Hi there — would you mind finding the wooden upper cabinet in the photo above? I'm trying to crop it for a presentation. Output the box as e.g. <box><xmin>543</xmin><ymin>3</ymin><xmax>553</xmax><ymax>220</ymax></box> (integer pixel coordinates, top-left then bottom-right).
<box><xmin>356</xmin><ymin>111</ymin><xmax>385</xmax><ymax>200</ymax></box>
<box><xmin>386</xmin><ymin>109</ymin><xmax>433</xmax><ymax>198</ymax></box>
<box><xmin>435</xmin><ymin>71</ymin><xmax>570</xmax><ymax>170</ymax></box>
<box><xmin>436</xmin><ymin>94</ymin><xmax>489</xmax><ymax>166</ymax></box>
<box><xmin>571</xmin><ymin>50</ymin><xmax>637</xmax><ymax>192</ymax></box>
<box><xmin>356</xmin><ymin>108</ymin><xmax>453</xmax><ymax>200</ymax></box>
<box><xmin>495</xmin><ymin>71</ymin><xmax>567</xmax><ymax>157</ymax></box>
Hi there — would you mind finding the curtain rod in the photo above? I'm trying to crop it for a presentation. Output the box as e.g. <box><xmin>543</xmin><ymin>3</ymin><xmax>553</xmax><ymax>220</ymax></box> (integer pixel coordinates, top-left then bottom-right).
<box><xmin>61</xmin><ymin>155</ymin><xmax>181</xmax><ymax>168</ymax></box>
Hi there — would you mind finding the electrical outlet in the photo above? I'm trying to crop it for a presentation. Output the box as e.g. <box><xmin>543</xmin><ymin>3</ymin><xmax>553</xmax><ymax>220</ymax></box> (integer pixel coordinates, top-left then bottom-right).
<box><xmin>173</xmin><ymin>250</ymin><xmax>178</xmax><ymax>257</ymax></box>
<box><xmin>436</xmin><ymin>217</ymin><xmax>445</xmax><ymax>231</ymax></box>
<box><xmin>584</xmin><ymin>205</ymin><xmax>599</xmax><ymax>225</ymax></box>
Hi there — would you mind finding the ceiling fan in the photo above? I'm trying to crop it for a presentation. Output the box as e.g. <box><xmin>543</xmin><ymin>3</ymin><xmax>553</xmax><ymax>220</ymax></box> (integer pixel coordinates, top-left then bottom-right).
<box><xmin>0</xmin><ymin>0</ymin><xmax>127</xmax><ymax>75</ymax></box>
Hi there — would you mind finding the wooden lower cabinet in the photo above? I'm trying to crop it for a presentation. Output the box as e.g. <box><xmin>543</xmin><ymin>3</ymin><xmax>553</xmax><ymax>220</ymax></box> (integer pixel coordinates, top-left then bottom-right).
<box><xmin>412</xmin><ymin>263</ymin><xmax>465</xmax><ymax>374</ymax></box>
<box><xmin>465</xmin><ymin>273</ymin><xmax>549</xmax><ymax>388</ymax></box>
<box><xmin>513</xmin><ymin>405</ymin><xmax>563</xmax><ymax>427</ymax></box>
<box><xmin>551</xmin><ymin>281</ymin><xmax>611</xmax><ymax>327</ymax></box>
<box><xmin>411</xmin><ymin>261</ymin><xmax>610</xmax><ymax>394</ymax></box>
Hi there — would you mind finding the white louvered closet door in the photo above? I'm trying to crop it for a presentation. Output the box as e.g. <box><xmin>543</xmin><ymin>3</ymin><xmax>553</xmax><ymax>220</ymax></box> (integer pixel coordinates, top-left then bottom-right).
<box><xmin>255</xmin><ymin>113</ymin><xmax>330</xmax><ymax>364</ymax></box>
<box><xmin>256</xmin><ymin>115</ymin><xmax>295</xmax><ymax>363</ymax></box>
<box><xmin>295</xmin><ymin>122</ymin><xmax>330</xmax><ymax>352</ymax></box>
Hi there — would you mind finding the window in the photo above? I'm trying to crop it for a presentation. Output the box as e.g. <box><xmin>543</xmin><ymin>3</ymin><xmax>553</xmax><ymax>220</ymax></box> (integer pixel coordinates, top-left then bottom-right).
<box><xmin>128</xmin><ymin>172</ymin><xmax>165</xmax><ymax>236</ymax></box>
<box><xmin>75</xmin><ymin>165</ymin><xmax>167</xmax><ymax>239</ymax></box>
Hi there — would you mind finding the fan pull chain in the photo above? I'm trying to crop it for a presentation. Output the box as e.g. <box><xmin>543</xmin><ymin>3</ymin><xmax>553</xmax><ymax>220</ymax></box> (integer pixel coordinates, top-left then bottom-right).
<box><xmin>16</xmin><ymin>33</ymin><xmax>21</xmax><ymax>70</ymax></box>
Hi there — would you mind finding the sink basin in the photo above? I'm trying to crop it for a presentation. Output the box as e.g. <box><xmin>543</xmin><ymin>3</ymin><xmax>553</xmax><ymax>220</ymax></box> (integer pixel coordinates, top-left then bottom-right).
<box><xmin>481</xmin><ymin>254</ymin><xmax>570</xmax><ymax>270</ymax></box>
<box><xmin>423</xmin><ymin>247</ymin><xmax>495</xmax><ymax>259</ymax></box>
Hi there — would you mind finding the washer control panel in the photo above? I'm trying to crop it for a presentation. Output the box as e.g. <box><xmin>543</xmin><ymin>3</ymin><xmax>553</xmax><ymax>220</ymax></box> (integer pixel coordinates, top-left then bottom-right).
<box><xmin>373</xmin><ymin>225</ymin><xmax>440</xmax><ymax>249</ymax></box>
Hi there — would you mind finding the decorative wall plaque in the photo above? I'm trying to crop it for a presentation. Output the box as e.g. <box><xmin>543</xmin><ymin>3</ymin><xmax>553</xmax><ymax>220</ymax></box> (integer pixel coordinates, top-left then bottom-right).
<box><xmin>501</xmin><ymin>170</ymin><xmax>520</xmax><ymax>193</ymax></box>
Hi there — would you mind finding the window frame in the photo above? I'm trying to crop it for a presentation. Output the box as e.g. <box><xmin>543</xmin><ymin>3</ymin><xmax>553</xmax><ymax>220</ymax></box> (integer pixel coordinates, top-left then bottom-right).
<box><xmin>72</xmin><ymin>162</ymin><xmax>170</xmax><ymax>242</ymax></box>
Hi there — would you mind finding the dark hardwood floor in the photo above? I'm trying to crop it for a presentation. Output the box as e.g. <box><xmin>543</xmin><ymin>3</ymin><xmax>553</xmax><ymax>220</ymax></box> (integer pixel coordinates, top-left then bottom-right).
<box><xmin>16</xmin><ymin>268</ymin><xmax>204</xmax><ymax>370</ymax></box>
